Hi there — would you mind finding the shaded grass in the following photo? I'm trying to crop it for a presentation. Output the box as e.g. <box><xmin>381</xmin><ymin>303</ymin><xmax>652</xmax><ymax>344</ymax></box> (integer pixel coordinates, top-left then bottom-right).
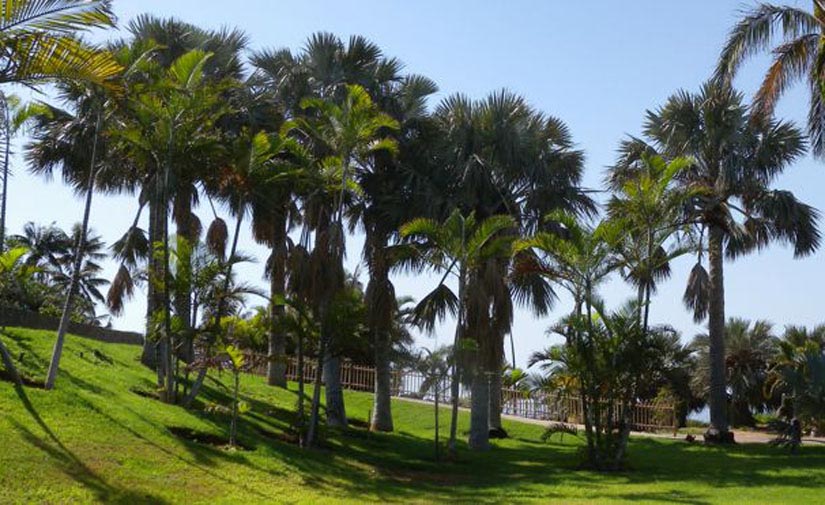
<box><xmin>1</xmin><ymin>327</ymin><xmax>825</xmax><ymax>504</ymax></box>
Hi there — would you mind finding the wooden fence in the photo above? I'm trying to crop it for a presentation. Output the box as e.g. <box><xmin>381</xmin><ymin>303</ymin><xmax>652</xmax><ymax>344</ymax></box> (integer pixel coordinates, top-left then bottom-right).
<box><xmin>256</xmin><ymin>355</ymin><xmax>676</xmax><ymax>431</ymax></box>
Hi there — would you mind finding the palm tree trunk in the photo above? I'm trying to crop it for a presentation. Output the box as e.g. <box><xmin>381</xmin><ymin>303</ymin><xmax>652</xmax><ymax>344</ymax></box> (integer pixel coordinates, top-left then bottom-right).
<box><xmin>45</xmin><ymin>112</ymin><xmax>101</xmax><ymax>390</ymax></box>
<box><xmin>706</xmin><ymin>224</ymin><xmax>732</xmax><ymax>441</ymax></box>
<box><xmin>468</xmin><ymin>370</ymin><xmax>491</xmax><ymax>450</ymax></box>
<box><xmin>448</xmin><ymin>266</ymin><xmax>467</xmax><ymax>458</ymax></box>
<box><xmin>173</xmin><ymin>189</ymin><xmax>195</xmax><ymax>364</ymax></box>
<box><xmin>297</xmin><ymin>321</ymin><xmax>306</xmax><ymax>446</ymax></box>
<box><xmin>488</xmin><ymin>365</ymin><xmax>503</xmax><ymax>431</ymax></box>
<box><xmin>306</xmin><ymin>334</ymin><xmax>327</xmax><ymax>447</ymax></box>
<box><xmin>0</xmin><ymin>96</ymin><xmax>10</xmax><ymax>254</ymax></box>
<box><xmin>323</xmin><ymin>353</ymin><xmax>348</xmax><ymax>428</ymax></box>
<box><xmin>371</xmin><ymin>326</ymin><xmax>394</xmax><ymax>431</ymax></box>
<box><xmin>369</xmin><ymin>250</ymin><xmax>394</xmax><ymax>432</ymax></box>
<box><xmin>141</xmin><ymin>199</ymin><xmax>161</xmax><ymax>370</ymax></box>
<box><xmin>267</xmin><ymin>211</ymin><xmax>288</xmax><ymax>387</ymax></box>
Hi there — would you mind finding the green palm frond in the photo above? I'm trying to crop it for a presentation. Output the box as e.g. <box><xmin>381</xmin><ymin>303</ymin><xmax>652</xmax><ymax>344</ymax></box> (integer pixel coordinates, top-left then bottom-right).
<box><xmin>0</xmin><ymin>0</ymin><xmax>115</xmax><ymax>34</ymax></box>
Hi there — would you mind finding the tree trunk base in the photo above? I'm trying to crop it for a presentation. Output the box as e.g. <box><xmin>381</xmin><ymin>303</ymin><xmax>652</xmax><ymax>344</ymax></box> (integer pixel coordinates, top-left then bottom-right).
<box><xmin>703</xmin><ymin>428</ymin><xmax>735</xmax><ymax>444</ymax></box>
<box><xmin>488</xmin><ymin>427</ymin><xmax>508</xmax><ymax>439</ymax></box>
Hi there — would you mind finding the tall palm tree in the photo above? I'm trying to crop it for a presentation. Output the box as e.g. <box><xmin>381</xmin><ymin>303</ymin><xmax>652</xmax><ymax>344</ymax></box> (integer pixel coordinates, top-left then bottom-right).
<box><xmin>692</xmin><ymin>318</ymin><xmax>779</xmax><ymax>427</ymax></box>
<box><xmin>355</xmin><ymin>74</ymin><xmax>438</xmax><ymax>432</ymax></box>
<box><xmin>286</xmin><ymin>84</ymin><xmax>398</xmax><ymax>434</ymax></box>
<box><xmin>431</xmin><ymin>91</ymin><xmax>593</xmax><ymax>443</ymax></box>
<box><xmin>127</xmin><ymin>16</ymin><xmax>247</xmax><ymax>348</ymax></box>
<box><xmin>108</xmin><ymin>49</ymin><xmax>228</xmax><ymax>402</ymax></box>
<box><xmin>250</xmin><ymin>33</ymin><xmax>405</xmax><ymax>393</ymax></box>
<box><xmin>612</xmin><ymin>81</ymin><xmax>819</xmax><ymax>442</ymax></box>
<box><xmin>114</xmin><ymin>17</ymin><xmax>247</xmax><ymax>368</ymax></box>
<box><xmin>715</xmin><ymin>1</ymin><xmax>825</xmax><ymax>155</ymax></box>
<box><xmin>401</xmin><ymin>210</ymin><xmax>516</xmax><ymax>453</ymax></box>
<box><xmin>184</xmin><ymin>129</ymin><xmax>307</xmax><ymax>407</ymax></box>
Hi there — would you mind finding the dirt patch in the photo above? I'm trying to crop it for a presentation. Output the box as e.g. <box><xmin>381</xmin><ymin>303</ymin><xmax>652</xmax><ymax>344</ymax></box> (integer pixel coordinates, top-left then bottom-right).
<box><xmin>167</xmin><ymin>426</ymin><xmax>253</xmax><ymax>451</ymax></box>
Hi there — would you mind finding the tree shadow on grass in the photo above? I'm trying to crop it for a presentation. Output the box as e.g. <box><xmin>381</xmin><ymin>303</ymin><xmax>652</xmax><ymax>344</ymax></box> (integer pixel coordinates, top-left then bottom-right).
<box><xmin>7</xmin><ymin>384</ymin><xmax>170</xmax><ymax>504</ymax></box>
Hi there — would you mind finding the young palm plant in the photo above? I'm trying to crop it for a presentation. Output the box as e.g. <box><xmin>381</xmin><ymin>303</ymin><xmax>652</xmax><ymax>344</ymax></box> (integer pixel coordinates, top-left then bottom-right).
<box><xmin>400</xmin><ymin>209</ymin><xmax>516</xmax><ymax>453</ymax></box>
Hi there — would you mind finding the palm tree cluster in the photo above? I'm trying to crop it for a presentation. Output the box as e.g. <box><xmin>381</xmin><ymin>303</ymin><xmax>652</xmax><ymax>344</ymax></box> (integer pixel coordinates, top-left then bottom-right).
<box><xmin>1</xmin><ymin>221</ymin><xmax>108</xmax><ymax>323</ymax></box>
<box><xmin>1</xmin><ymin>0</ymin><xmax>825</xmax><ymax>466</ymax></box>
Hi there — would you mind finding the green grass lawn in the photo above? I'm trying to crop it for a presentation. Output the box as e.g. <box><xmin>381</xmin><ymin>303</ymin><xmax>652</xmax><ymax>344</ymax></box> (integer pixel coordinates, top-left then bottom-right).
<box><xmin>1</xmin><ymin>327</ymin><xmax>824</xmax><ymax>504</ymax></box>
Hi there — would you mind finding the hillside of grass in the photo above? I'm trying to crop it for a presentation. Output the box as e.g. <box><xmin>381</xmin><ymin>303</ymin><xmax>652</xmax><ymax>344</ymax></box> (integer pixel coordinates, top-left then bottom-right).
<box><xmin>1</xmin><ymin>327</ymin><xmax>825</xmax><ymax>504</ymax></box>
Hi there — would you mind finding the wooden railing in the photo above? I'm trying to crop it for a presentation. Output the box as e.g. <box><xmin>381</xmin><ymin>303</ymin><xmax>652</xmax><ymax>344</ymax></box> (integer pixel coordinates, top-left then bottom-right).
<box><xmin>252</xmin><ymin>355</ymin><xmax>676</xmax><ymax>431</ymax></box>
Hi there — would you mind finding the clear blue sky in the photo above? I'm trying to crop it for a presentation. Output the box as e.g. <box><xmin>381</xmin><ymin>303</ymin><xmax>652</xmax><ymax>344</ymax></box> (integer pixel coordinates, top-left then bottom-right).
<box><xmin>6</xmin><ymin>0</ymin><xmax>823</xmax><ymax>368</ymax></box>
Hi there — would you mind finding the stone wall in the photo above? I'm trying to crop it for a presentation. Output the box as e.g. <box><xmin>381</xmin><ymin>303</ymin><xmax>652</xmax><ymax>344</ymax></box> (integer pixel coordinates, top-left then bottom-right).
<box><xmin>0</xmin><ymin>306</ymin><xmax>143</xmax><ymax>346</ymax></box>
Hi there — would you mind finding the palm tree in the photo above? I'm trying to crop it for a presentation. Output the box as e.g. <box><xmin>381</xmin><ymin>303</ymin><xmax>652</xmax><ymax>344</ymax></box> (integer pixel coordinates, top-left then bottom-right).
<box><xmin>401</xmin><ymin>210</ymin><xmax>516</xmax><ymax>453</ymax></box>
<box><xmin>286</xmin><ymin>84</ymin><xmax>398</xmax><ymax>434</ymax></box>
<box><xmin>250</xmin><ymin>33</ymin><xmax>406</xmax><ymax>394</ymax></box>
<box><xmin>515</xmin><ymin>212</ymin><xmax>618</xmax><ymax>321</ymax></box>
<box><xmin>184</xmin><ymin>129</ymin><xmax>306</xmax><ymax>407</ymax></box>
<box><xmin>108</xmin><ymin>49</ymin><xmax>228</xmax><ymax>402</ymax></box>
<box><xmin>431</xmin><ymin>90</ymin><xmax>593</xmax><ymax>442</ymax></box>
<box><xmin>691</xmin><ymin>318</ymin><xmax>779</xmax><ymax>427</ymax></box>
<box><xmin>606</xmin><ymin>154</ymin><xmax>693</xmax><ymax>335</ymax></box>
<box><xmin>356</xmin><ymin>74</ymin><xmax>438</xmax><ymax>432</ymax></box>
<box><xmin>9</xmin><ymin>222</ymin><xmax>70</xmax><ymax>275</ymax></box>
<box><xmin>769</xmin><ymin>327</ymin><xmax>825</xmax><ymax>431</ymax></box>
<box><xmin>715</xmin><ymin>1</ymin><xmax>825</xmax><ymax>155</ymax></box>
<box><xmin>52</xmin><ymin>225</ymin><xmax>108</xmax><ymax>318</ymax></box>
<box><xmin>0</xmin><ymin>0</ymin><xmax>119</xmax><ymax>86</ymax></box>
<box><xmin>125</xmin><ymin>16</ymin><xmax>248</xmax><ymax>350</ymax></box>
<box><xmin>612</xmin><ymin>81</ymin><xmax>819</xmax><ymax>442</ymax></box>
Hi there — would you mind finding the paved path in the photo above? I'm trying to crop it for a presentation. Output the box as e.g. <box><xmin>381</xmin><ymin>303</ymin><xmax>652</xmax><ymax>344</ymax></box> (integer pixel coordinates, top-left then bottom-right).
<box><xmin>501</xmin><ymin>411</ymin><xmax>825</xmax><ymax>445</ymax></box>
<box><xmin>395</xmin><ymin>395</ymin><xmax>825</xmax><ymax>445</ymax></box>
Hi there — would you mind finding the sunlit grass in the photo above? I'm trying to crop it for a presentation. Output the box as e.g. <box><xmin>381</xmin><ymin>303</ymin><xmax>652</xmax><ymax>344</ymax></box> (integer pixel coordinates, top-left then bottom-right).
<box><xmin>1</xmin><ymin>327</ymin><xmax>824</xmax><ymax>504</ymax></box>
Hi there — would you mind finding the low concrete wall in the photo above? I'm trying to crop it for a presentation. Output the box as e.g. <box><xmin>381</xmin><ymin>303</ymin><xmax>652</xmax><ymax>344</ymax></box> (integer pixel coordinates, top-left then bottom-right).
<box><xmin>0</xmin><ymin>306</ymin><xmax>143</xmax><ymax>346</ymax></box>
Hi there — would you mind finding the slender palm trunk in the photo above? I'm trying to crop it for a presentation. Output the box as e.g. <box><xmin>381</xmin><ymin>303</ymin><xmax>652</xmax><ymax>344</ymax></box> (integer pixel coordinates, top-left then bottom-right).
<box><xmin>142</xmin><ymin>198</ymin><xmax>161</xmax><ymax>370</ymax></box>
<box><xmin>45</xmin><ymin>113</ymin><xmax>101</xmax><ymax>390</ymax></box>
<box><xmin>488</xmin><ymin>363</ymin><xmax>503</xmax><ymax>431</ymax></box>
<box><xmin>706</xmin><ymin>224</ymin><xmax>731</xmax><ymax>440</ymax></box>
<box><xmin>183</xmin><ymin>210</ymin><xmax>244</xmax><ymax>408</ymax></box>
<box><xmin>369</xmin><ymin>250</ymin><xmax>394</xmax><ymax>432</ymax></box>
<box><xmin>306</xmin><ymin>334</ymin><xmax>327</xmax><ymax>447</ymax></box>
<box><xmin>324</xmin><ymin>353</ymin><xmax>347</xmax><ymax>427</ymax></box>
<box><xmin>173</xmin><ymin>189</ymin><xmax>195</xmax><ymax>364</ymax></box>
<box><xmin>434</xmin><ymin>374</ymin><xmax>440</xmax><ymax>461</ymax></box>
<box><xmin>297</xmin><ymin>323</ymin><xmax>306</xmax><ymax>446</ymax></box>
<box><xmin>0</xmin><ymin>99</ymin><xmax>10</xmax><ymax>254</ymax></box>
<box><xmin>371</xmin><ymin>327</ymin><xmax>394</xmax><ymax>431</ymax></box>
<box><xmin>448</xmin><ymin>266</ymin><xmax>467</xmax><ymax>457</ymax></box>
<box><xmin>267</xmin><ymin>212</ymin><xmax>288</xmax><ymax>387</ymax></box>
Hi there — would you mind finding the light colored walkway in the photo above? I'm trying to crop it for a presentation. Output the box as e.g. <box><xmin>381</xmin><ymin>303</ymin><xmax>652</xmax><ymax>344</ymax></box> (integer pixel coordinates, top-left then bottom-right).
<box><xmin>395</xmin><ymin>395</ymin><xmax>825</xmax><ymax>445</ymax></box>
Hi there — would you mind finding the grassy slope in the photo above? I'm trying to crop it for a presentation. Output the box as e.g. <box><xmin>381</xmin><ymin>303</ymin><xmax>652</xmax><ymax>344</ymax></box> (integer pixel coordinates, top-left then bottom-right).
<box><xmin>1</xmin><ymin>328</ymin><xmax>824</xmax><ymax>504</ymax></box>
